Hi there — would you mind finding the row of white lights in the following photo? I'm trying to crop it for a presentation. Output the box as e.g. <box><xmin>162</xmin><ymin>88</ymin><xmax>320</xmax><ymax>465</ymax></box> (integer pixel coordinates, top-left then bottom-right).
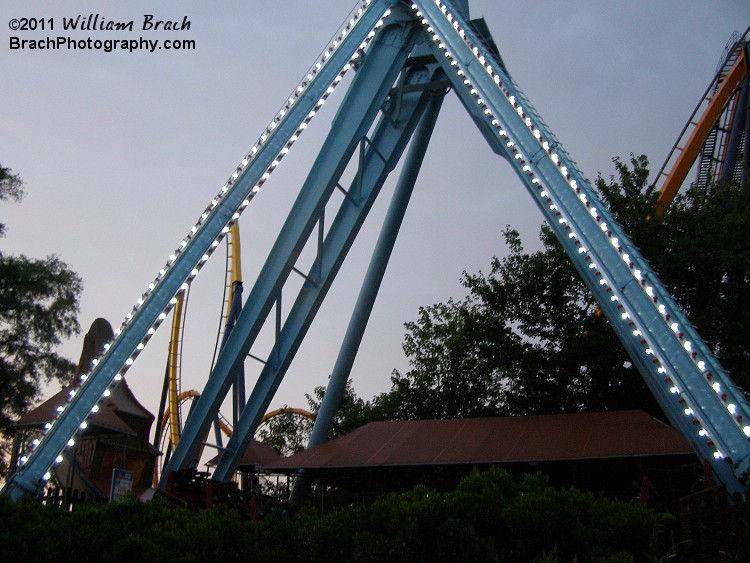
<box><xmin>20</xmin><ymin>0</ymin><xmax>395</xmax><ymax>484</ymax></box>
<box><xmin>411</xmin><ymin>0</ymin><xmax>750</xmax><ymax>463</ymax></box>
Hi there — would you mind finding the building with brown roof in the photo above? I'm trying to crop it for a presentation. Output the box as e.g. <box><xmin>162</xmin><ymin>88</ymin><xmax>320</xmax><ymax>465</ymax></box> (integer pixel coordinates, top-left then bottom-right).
<box><xmin>267</xmin><ymin>411</ymin><xmax>701</xmax><ymax>504</ymax></box>
<box><xmin>13</xmin><ymin>319</ymin><xmax>158</xmax><ymax>500</ymax></box>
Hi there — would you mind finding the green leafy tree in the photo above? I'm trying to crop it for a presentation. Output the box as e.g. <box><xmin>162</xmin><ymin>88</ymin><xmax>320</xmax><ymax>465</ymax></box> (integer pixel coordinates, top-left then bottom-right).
<box><xmin>256</xmin><ymin>407</ymin><xmax>313</xmax><ymax>457</ymax></box>
<box><xmin>371</xmin><ymin>295</ymin><xmax>509</xmax><ymax>420</ymax></box>
<box><xmin>306</xmin><ymin>379</ymin><xmax>374</xmax><ymax>439</ymax></box>
<box><xmin>590</xmin><ymin>156</ymin><xmax>750</xmax><ymax>391</ymax></box>
<box><xmin>0</xmin><ymin>167</ymin><xmax>24</xmax><ymax>238</ymax></box>
<box><xmin>255</xmin><ymin>381</ymin><xmax>373</xmax><ymax>461</ymax></box>
<box><xmin>373</xmin><ymin>155</ymin><xmax>749</xmax><ymax>420</ymax></box>
<box><xmin>0</xmin><ymin>165</ymin><xmax>82</xmax><ymax>477</ymax></box>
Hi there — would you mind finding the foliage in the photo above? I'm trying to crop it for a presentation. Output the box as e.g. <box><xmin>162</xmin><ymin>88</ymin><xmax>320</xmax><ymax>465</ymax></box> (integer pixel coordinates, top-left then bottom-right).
<box><xmin>0</xmin><ymin>166</ymin><xmax>25</xmax><ymax>239</ymax></box>
<box><xmin>0</xmin><ymin>468</ymin><xmax>669</xmax><ymax>562</ymax></box>
<box><xmin>644</xmin><ymin>176</ymin><xmax>750</xmax><ymax>387</ymax></box>
<box><xmin>256</xmin><ymin>381</ymin><xmax>374</xmax><ymax>459</ymax></box>
<box><xmin>230</xmin><ymin>155</ymin><xmax>750</xmax><ymax>456</ymax></box>
<box><xmin>372</xmin><ymin>296</ymin><xmax>508</xmax><ymax>420</ymax></box>
<box><xmin>306</xmin><ymin>379</ymin><xmax>374</xmax><ymax>439</ymax></box>
<box><xmin>371</xmin><ymin>155</ymin><xmax>749</xmax><ymax>420</ymax></box>
<box><xmin>256</xmin><ymin>406</ymin><xmax>313</xmax><ymax>457</ymax></box>
<box><xmin>0</xmin><ymin>164</ymin><xmax>82</xmax><ymax>478</ymax></box>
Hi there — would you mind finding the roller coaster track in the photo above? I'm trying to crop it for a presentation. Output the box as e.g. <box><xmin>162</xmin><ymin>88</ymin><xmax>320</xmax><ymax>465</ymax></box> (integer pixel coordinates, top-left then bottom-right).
<box><xmin>151</xmin><ymin>222</ymin><xmax>243</xmax><ymax>483</ymax></box>
<box><xmin>653</xmin><ymin>27</ymin><xmax>749</xmax><ymax>215</ymax></box>
<box><xmin>154</xmin><ymin>396</ymin><xmax>312</xmax><ymax>485</ymax></box>
<box><xmin>4</xmin><ymin>1</ymin><xmax>750</xmax><ymax>501</ymax></box>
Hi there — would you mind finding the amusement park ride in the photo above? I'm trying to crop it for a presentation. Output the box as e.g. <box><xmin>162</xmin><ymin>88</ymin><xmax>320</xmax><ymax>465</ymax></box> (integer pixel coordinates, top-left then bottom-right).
<box><xmin>3</xmin><ymin>0</ymin><xmax>750</xmax><ymax>502</ymax></box>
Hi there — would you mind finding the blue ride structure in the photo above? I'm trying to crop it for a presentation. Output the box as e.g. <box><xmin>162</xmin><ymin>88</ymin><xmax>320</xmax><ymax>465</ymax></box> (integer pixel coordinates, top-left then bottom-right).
<box><xmin>4</xmin><ymin>0</ymin><xmax>748</xmax><ymax>501</ymax></box>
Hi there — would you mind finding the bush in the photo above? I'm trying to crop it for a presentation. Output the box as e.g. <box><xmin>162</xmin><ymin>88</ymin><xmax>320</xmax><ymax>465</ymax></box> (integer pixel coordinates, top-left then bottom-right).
<box><xmin>0</xmin><ymin>470</ymin><xmax>662</xmax><ymax>562</ymax></box>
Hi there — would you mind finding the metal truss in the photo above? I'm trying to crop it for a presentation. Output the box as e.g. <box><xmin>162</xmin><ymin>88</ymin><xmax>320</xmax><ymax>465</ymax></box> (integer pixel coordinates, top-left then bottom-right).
<box><xmin>4</xmin><ymin>0</ymin><xmax>748</xmax><ymax>501</ymax></box>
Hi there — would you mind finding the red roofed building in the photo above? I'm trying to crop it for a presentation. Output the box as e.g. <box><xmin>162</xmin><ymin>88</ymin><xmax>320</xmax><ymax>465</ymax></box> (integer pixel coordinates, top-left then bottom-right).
<box><xmin>14</xmin><ymin>319</ymin><xmax>159</xmax><ymax>500</ymax></box>
<box><xmin>267</xmin><ymin>411</ymin><xmax>701</xmax><ymax>504</ymax></box>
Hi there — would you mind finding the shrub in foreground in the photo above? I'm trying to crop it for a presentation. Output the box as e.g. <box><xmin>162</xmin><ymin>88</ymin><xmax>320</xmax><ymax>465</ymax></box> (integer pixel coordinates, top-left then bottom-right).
<box><xmin>0</xmin><ymin>469</ymin><xmax>662</xmax><ymax>562</ymax></box>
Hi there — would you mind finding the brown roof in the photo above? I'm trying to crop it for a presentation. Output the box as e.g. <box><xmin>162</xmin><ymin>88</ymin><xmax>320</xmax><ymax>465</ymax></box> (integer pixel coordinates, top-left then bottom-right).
<box><xmin>15</xmin><ymin>387</ymin><xmax>73</xmax><ymax>427</ymax></box>
<box><xmin>16</xmin><ymin>317</ymin><xmax>152</xmax><ymax>434</ymax></box>
<box><xmin>206</xmin><ymin>439</ymin><xmax>281</xmax><ymax>468</ymax></box>
<box><xmin>15</xmin><ymin>380</ymin><xmax>150</xmax><ymax>437</ymax></box>
<box><xmin>266</xmin><ymin>411</ymin><xmax>693</xmax><ymax>472</ymax></box>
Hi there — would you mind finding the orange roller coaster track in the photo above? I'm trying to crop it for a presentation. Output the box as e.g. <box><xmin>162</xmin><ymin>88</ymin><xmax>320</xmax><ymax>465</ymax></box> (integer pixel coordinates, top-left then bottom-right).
<box><xmin>653</xmin><ymin>30</ymin><xmax>749</xmax><ymax>216</ymax></box>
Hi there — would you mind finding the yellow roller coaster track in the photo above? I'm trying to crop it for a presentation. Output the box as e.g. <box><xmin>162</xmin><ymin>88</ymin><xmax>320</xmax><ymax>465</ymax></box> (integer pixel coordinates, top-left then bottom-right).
<box><xmin>166</xmin><ymin>222</ymin><xmax>242</xmax><ymax>449</ymax></box>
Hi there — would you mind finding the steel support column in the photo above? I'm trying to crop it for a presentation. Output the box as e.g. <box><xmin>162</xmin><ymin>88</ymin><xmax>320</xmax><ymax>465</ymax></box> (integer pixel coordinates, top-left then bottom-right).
<box><xmin>416</xmin><ymin>0</ymin><xmax>750</xmax><ymax>494</ymax></box>
<box><xmin>289</xmin><ymin>84</ymin><xmax>446</xmax><ymax>508</ymax></box>
<box><xmin>211</xmin><ymin>70</ymin><xmax>446</xmax><ymax>482</ymax></box>
<box><xmin>161</xmin><ymin>15</ymin><xmax>423</xmax><ymax>481</ymax></box>
<box><xmin>1</xmin><ymin>0</ymin><xmax>393</xmax><ymax>501</ymax></box>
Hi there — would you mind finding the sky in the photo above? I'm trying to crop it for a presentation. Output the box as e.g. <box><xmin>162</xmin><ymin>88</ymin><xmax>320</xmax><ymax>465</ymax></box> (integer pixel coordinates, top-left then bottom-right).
<box><xmin>2</xmin><ymin>0</ymin><xmax>748</xmax><ymax>434</ymax></box>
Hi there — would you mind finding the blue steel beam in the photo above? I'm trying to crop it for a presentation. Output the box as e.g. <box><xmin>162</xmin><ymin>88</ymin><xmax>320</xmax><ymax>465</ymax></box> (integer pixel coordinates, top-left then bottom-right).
<box><xmin>8</xmin><ymin>0</ymin><xmax>748</xmax><ymax>504</ymax></box>
<box><xmin>289</xmin><ymin>80</ymin><xmax>446</xmax><ymax>508</ymax></box>
<box><xmin>412</xmin><ymin>0</ymin><xmax>750</xmax><ymax>495</ymax></box>
<box><xmin>1</xmin><ymin>0</ymin><xmax>393</xmax><ymax>501</ymax></box>
<box><xmin>212</xmin><ymin>61</ymin><xmax>446</xmax><ymax>482</ymax></box>
<box><xmin>219</xmin><ymin>281</ymin><xmax>245</xmax><ymax>427</ymax></box>
<box><xmin>161</xmin><ymin>11</ymin><xmax>422</xmax><ymax>480</ymax></box>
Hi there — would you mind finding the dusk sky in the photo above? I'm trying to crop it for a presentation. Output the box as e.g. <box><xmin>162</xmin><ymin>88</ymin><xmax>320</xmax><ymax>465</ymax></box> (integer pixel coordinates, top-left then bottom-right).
<box><xmin>2</xmin><ymin>1</ymin><xmax>748</xmax><ymax>431</ymax></box>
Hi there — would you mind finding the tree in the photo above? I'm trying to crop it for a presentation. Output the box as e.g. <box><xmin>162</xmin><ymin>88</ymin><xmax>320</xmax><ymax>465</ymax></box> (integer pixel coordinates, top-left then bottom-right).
<box><xmin>0</xmin><ymin>164</ymin><xmax>83</xmax><ymax>477</ymax></box>
<box><xmin>373</xmin><ymin>155</ymin><xmax>749</xmax><ymax>420</ymax></box>
<box><xmin>306</xmin><ymin>379</ymin><xmax>374</xmax><ymax>439</ymax></box>
<box><xmin>0</xmin><ymin>166</ymin><xmax>24</xmax><ymax>238</ymax></box>
<box><xmin>371</xmin><ymin>297</ymin><xmax>509</xmax><ymax>420</ymax></box>
<box><xmin>254</xmin><ymin>381</ymin><xmax>374</xmax><ymax>458</ymax></box>
<box><xmin>255</xmin><ymin>407</ymin><xmax>313</xmax><ymax>457</ymax></box>
<box><xmin>596</xmin><ymin>156</ymin><xmax>750</xmax><ymax>388</ymax></box>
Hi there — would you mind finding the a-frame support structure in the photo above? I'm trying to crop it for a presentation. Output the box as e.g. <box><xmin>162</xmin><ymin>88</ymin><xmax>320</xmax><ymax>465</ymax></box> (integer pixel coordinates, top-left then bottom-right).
<box><xmin>4</xmin><ymin>0</ymin><xmax>749</xmax><ymax>502</ymax></box>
